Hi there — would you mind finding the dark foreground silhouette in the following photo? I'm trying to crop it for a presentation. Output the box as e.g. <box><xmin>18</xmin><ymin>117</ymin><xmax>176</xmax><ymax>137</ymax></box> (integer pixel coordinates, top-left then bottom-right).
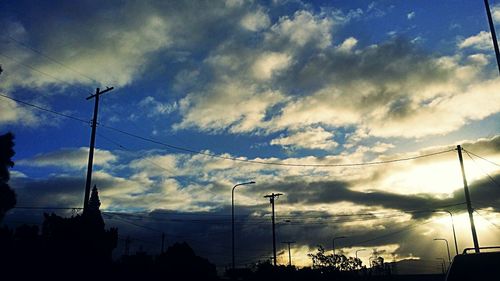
<box><xmin>0</xmin><ymin>133</ymin><xmax>16</xmax><ymax>222</ymax></box>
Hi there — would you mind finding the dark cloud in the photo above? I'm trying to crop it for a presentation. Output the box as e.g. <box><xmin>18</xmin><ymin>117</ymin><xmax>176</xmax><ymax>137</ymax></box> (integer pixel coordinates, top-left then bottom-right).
<box><xmin>10</xmin><ymin>175</ymin><xmax>84</xmax><ymax>207</ymax></box>
<box><xmin>462</xmin><ymin>135</ymin><xmax>500</xmax><ymax>155</ymax></box>
<box><xmin>247</xmin><ymin>180</ymin><xmax>449</xmax><ymax>215</ymax></box>
<box><xmin>280</xmin><ymin>37</ymin><xmax>453</xmax><ymax>98</ymax></box>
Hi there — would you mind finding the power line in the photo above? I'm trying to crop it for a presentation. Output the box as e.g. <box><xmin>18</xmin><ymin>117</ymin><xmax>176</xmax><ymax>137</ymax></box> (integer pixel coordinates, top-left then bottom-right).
<box><xmin>474</xmin><ymin>209</ymin><xmax>500</xmax><ymax>229</ymax></box>
<box><xmin>104</xmin><ymin>202</ymin><xmax>466</xmax><ymax>224</ymax></box>
<box><xmin>0</xmin><ymin>93</ymin><xmax>89</xmax><ymax>124</ymax></box>
<box><xmin>102</xmin><ymin>213</ymin><xmax>163</xmax><ymax>233</ymax></box>
<box><xmin>96</xmin><ymin>132</ymin><xmax>223</xmax><ymax>199</ymax></box>
<box><xmin>3</xmin><ymin>35</ymin><xmax>99</xmax><ymax>84</ymax></box>
<box><xmin>99</xmin><ymin>203</ymin><xmax>466</xmax><ymax>235</ymax></box>
<box><xmin>1</xmin><ymin>90</ymin><xmax>455</xmax><ymax>167</ymax></box>
<box><xmin>13</xmin><ymin>206</ymin><xmax>83</xmax><ymax>210</ymax></box>
<box><xmin>463</xmin><ymin>148</ymin><xmax>500</xmax><ymax>168</ymax></box>
<box><xmin>12</xmin><ymin>201</ymin><xmax>466</xmax><ymax>225</ymax></box>
<box><xmin>0</xmin><ymin>53</ymin><xmax>91</xmax><ymax>95</ymax></box>
<box><xmin>464</xmin><ymin>150</ymin><xmax>500</xmax><ymax>188</ymax></box>
<box><xmin>101</xmin><ymin>123</ymin><xmax>455</xmax><ymax>167</ymax></box>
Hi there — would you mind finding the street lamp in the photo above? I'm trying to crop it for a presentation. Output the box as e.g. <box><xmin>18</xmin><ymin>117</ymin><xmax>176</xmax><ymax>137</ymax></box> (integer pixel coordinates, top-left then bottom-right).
<box><xmin>434</xmin><ymin>238</ymin><xmax>451</xmax><ymax>264</ymax></box>
<box><xmin>433</xmin><ymin>210</ymin><xmax>459</xmax><ymax>256</ymax></box>
<box><xmin>355</xmin><ymin>248</ymin><xmax>366</xmax><ymax>259</ymax></box>
<box><xmin>332</xmin><ymin>236</ymin><xmax>347</xmax><ymax>255</ymax></box>
<box><xmin>232</xmin><ymin>181</ymin><xmax>255</xmax><ymax>272</ymax></box>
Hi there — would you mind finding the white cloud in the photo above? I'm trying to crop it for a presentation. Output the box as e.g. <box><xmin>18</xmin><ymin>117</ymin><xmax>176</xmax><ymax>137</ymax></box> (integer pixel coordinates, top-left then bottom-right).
<box><xmin>10</xmin><ymin>135</ymin><xmax>500</xmax><ymax>222</ymax></box>
<box><xmin>270</xmin><ymin>127</ymin><xmax>338</xmax><ymax>150</ymax></box>
<box><xmin>264</xmin><ymin>41</ymin><xmax>500</xmax><ymax>139</ymax></box>
<box><xmin>17</xmin><ymin>147</ymin><xmax>117</xmax><ymax>169</ymax></box>
<box><xmin>458</xmin><ymin>31</ymin><xmax>492</xmax><ymax>50</ymax></box>
<box><xmin>0</xmin><ymin>94</ymin><xmax>40</xmax><ymax>126</ymax></box>
<box><xmin>336</xmin><ymin>37</ymin><xmax>358</xmax><ymax>53</ymax></box>
<box><xmin>176</xmin><ymin>35</ymin><xmax>500</xmax><ymax>139</ymax></box>
<box><xmin>225</xmin><ymin>0</ymin><xmax>244</xmax><ymax>8</ymax></box>
<box><xmin>0</xmin><ymin>14</ymin><xmax>172</xmax><ymax>89</ymax></box>
<box><xmin>240</xmin><ymin>9</ymin><xmax>271</xmax><ymax>31</ymax></box>
<box><xmin>370</xmin><ymin>142</ymin><xmax>395</xmax><ymax>153</ymax></box>
<box><xmin>467</xmin><ymin>53</ymin><xmax>489</xmax><ymax>66</ymax></box>
<box><xmin>267</xmin><ymin>10</ymin><xmax>334</xmax><ymax>49</ymax></box>
<box><xmin>252</xmin><ymin>51</ymin><xmax>292</xmax><ymax>80</ymax></box>
<box><xmin>139</xmin><ymin>96</ymin><xmax>177</xmax><ymax>117</ymax></box>
<box><xmin>493</xmin><ymin>4</ymin><xmax>500</xmax><ymax>22</ymax></box>
<box><xmin>407</xmin><ymin>11</ymin><xmax>415</xmax><ymax>20</ymax></box>
<box><xmin>122</xmin><ymin>135</ymin><xmax>500</xmax><ymax>209</ymax></box>
<box><xmin>3</xmin><ymin>2</ymin><xmax>498</xmax><ymax>148</ymax></box>
<box><xmin>174</xmin><ymin>81</ymin><xmax>285</xmax><ymax>133</ymax></box>
<box><xmin>366</xmin><ymin>76</ymin><xmax>500</xmax><ymax>138</ymax></box>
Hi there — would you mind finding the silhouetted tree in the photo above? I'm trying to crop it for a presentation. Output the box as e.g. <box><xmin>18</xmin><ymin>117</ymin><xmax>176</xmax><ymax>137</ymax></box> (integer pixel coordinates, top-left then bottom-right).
<box><xmin>370</xmin><ymin>256</ymin><xmax>391</xmax><ymax>275</ymax></box>
<box><xmin>156</xmin><ymin>242</ymin><xmax>218</xmax><ymax>280</ymax></box>
<box><xmin>308</xmin><ymin>245</ymin><xmax>334</xmax><ymax>269</ymax></box>
<box><xmin>39</xmin><ymin>185</ymin><xmax>117</xmax><ymax>277</ymax></box>
<box><xmin>0</xmin><ymin>132</ymin><xmax>16</xmax><ymax>222</ymax></box>
<box><xmin>308</xmin><ymin>245</ymin><xmax>363</xmax><ymax>272</ymax></box>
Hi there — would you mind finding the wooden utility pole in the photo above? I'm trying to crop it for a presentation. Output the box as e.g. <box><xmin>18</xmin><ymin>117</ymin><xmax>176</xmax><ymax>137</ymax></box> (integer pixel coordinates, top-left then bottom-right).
<box><xmin>281</xmin><ymin>241</ymin><xmax>295</xmax><ymax>266</ymax></box>
<box><xmin>264</xmin><ymin>193</ymin><xmax>283</xmax><ymax>266</ymax></box>
<box><xmin>83</xmin><ymin>87</ymin><xmax>114</xmax><ymax>213</ymax></box>
<box><xmin>457</xmin><ymin>145</ymin><xmax>480</xmax><ymax>253</ymax></box>
<box><xmin>484</xmin><ymin>0</ymin><xmax>500</xmax><ymax>75</ymax></box>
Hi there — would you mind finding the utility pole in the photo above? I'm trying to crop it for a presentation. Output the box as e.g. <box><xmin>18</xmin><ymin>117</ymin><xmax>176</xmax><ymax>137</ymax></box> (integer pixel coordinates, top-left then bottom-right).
<box><xmin>484</xmin><ymin>0</ymin><xmax>500</xmax><ymax>75</ymax></box>
<box><xmin>161</xmin><ymin>232</ymin><xmax>165</xmax><ymax>254</ymax></box>
<box><xmin>281</xmin><ymin>241</ymin><xmax>295</xmax><ymax>266</ymax></box>
<box><xmin>83</xmin><ymin>87</ymin><xmax>114</xmax><ymax>213</ymax></box>
<box><xmin>457</xmin><ymin>145</ymin><xmax>480</xmax><ymax>253</ymax></box>
<box><xmin>264</xmin><ymin>193</ymin><xmax>283</xmax><ymax>266</ymax></box>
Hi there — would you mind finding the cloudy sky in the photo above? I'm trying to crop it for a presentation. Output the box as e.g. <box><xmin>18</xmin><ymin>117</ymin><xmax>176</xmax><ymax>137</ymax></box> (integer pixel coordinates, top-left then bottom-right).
<box><xmin>1</xmin><ymin>0</ymin><xmax>500</xmax><ymax>271</ymax></box>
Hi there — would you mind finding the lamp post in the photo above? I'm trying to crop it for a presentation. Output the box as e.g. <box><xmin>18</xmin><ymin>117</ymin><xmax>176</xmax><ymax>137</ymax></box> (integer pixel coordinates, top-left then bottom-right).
<box><xmin>231</xmin><ymin>181</ymin><xmax>255</xmax><ymax>272</ymax></box>
<box><xmin>433</xmin><ymin>210</ymin><xmax>459</xmax><ymax>256</ymax></box>
<box><xmin>355</xmin><ymin>249</ymin><xmax>366</xmax><ymax>259</ymax></box>
<box><xmin>332</xmin><ymin>236</ymin><xmax>347</xmax><ymax>255</ymax></box>
<box><xmin>434</xmin><ymin>238</ymin><xmax>451</xmax><ymax>264</ymax></box>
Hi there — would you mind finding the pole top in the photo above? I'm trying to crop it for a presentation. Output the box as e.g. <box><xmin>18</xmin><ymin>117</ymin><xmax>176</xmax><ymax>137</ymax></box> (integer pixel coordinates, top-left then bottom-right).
<box><xmin>264</xmin><ymin>193</ymin><xmax>283</xmax><ymax>198</ymax></box>
<box><xmin>86</xmin><ymin>86</ymin><xmax>114</xmax><ymax>100</ymax></box>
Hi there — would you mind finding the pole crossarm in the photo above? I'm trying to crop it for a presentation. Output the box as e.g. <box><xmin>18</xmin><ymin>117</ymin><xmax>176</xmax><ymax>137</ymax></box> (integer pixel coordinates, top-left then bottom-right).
<box><xmin>86</xmin><ymin>86</ymin><xmax>114</xmax><ymax>100</ymax></box>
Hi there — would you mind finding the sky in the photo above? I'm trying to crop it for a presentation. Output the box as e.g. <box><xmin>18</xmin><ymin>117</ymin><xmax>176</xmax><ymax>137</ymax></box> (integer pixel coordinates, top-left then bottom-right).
<box><xmin>1</xmin><ymin>0</ymin><xmax>500</xmax><ymax>272</ymax></box>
